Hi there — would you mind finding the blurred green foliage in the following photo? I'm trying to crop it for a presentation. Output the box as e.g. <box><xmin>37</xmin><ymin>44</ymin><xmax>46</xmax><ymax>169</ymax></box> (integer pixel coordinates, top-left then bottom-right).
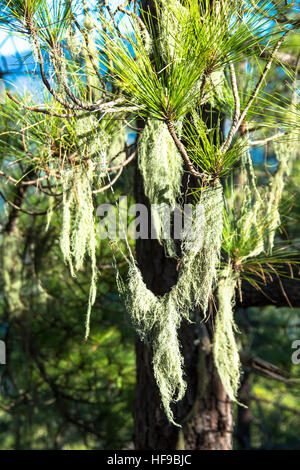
<box><xmin>236</xmin><ymin>305</ymin><xmax>300</xmax><ymax>450</ymax></box>
<box><xmin>0</xmin><ymin>204</ymin><xmax>136</xmax><ymax>450</ymax></box>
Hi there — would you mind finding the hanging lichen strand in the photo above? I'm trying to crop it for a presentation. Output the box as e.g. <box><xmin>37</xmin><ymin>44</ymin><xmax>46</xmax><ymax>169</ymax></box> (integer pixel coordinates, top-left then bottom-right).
<box><xmin>138</xmin><ymin>119</ymin><xmax>184</xmax><ymax>253</ymax></box>
<box><xmin>213</xmin><ymin>268</ymin><xmax>241</xmax><ymax>403</ymax></box>
<box><xmin>57</xmin><ymin>110</ymin><xmax>120</xmax><ymax>339</ymax></box>
<box><xmin>239</xmin><ymin>143</ymin><xmax>265</xmax><ymax>258</ymax></box>
<box><xmin>158</xmin><ymin>0</ymin><xmax>225</xmax><ymax>108</ymax></box>
<box><xmin>214</xmin><ymin>135</ymin><xmax>295</xmax><ymax>404</ymax></box>
<box><xmin>213</xmin><ymin>143</ymin><xmax>267</xmax><ymax>403</ymax></box>
<box><xmin>120</xmin><ymin>182</ymin><xmax>223</xmax><ymax>425</ymax></box>
<box><xmin>158</xmin><ymin>0</ymin><xmax>188</xmax><ymax>62</ymax></box>
<box><xmin>2</xmin><ymin>226</ymin><xmax>25</xmax><ymax>316</ymax></box>
<box><xmin>76</xmin><ymin>114</ymin><xmax>109</xmax><ymax>176</ymax></box>
<box><xmin>241</xmin><ymin>136</ymin><xmax>291</xmax><ymax>258</ymax></box>
<box><xmin>60</xmin><ymin>163</ymin><xmax>98</xmax><ymax>340</ymax></box>
<box><xmin>266</xmin><ymin>138</ymin><xmax>290</xmax><ymax>252</ymax></box>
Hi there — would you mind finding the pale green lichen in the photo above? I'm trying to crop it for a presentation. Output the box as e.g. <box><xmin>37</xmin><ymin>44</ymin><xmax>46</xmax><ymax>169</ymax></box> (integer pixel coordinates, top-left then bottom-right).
<box><xmin>176</xmin><ymin>183</ymin><xmax>223</xmax><ymax>316</ymax></box>
<box><xmin>2</xmin><ymin>228</ymin><xmax>25</xmax><ymax>316</ymax></box>
<box><xmin>83</xmin><ymin>12</ymin><xmax>102</xmax><ymax>102</ymax></box>
<box><xmin>238</xmin><ymin>142</ymin><xmax>265</xmax><ymax>259</ymax></box>
<box><xmin>239</xmin><ymin>136</ymin><xmax>291</xmax><ymax>257</ymax></box>
<box><xmin>266</xmin><ymin>138</ymin><xmax>290</xmax><ymax>252</ymax></box>
<box><xmin>123</xmin><ymin>264</ymin><xmax>187</xmax><ymax>424</ymax></box>
<box><xmin>65</xmin><ymin>24</ymin><xmax>82</xmax><ymax>61</ymax></box>
<box><xmin>60</xmin><ymin>163</ymin><xmax>98</xmax><ymax>339</ymax></box>
<box><xmin>215</xmin><ymin>136</ymin><xmax>294</xmax><ymax>405</ymax></box>
<box><xmin>138</xmin><ymin>119</ymin><xmax>184</xmax><ymax>254</ymax></box>
<box><xmin>158</xmin><ymin>0</ymin><xmax>188</xmax><ymax>62</ymax></box>
<box><xmin>57</xmin><ymin>107</ymin><xmax>125</xmax><ymax>340</ymax></box>
<box><xmin>45</xmin><ymin>197</ymin><xmax>55</xmax><ymax>233</ymax></box>
<box><xmin>76</xmin><ymin>114</ymin><xmax>109</xmax><ymax>175</ymax></box>
<box><xmin>119</xmin><ymin>183</ymin><xmax>223</xmax><ymax>424</ymax></box>
<box><xmin>213</xmin><ymin>267</ymin><xmax>241</xmax><ymax>403</ymax></box>
<box><xmin>60</xmin><ymin>168</ymin><xmax>75</xmax><ymax>276</ymax></box>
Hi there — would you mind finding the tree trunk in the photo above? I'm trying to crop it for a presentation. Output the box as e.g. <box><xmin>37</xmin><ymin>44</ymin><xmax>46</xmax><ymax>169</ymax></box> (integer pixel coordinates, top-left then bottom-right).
<box><xmin>134</xmin><ymin>164</ymin><xmax>233</xmax><ymax>450</ymax></box>
<box><xmin>236</xmin><ymin>371</ymin><xmax>252</xmax><ymax>450</ymax></box>
<box><xmin>133</xmin><ymin>0</ymin><xmax>300</xmax><ymax>451</ymax></box>
<box><xmin>134</xmin><ymin>1</ymin><xmax>233</xmax><ymax>448</ymax></box>
<box><xmin>134</xmin><ymin>328</ymin><xmax>233</xmax><ymax>450</ymax></box>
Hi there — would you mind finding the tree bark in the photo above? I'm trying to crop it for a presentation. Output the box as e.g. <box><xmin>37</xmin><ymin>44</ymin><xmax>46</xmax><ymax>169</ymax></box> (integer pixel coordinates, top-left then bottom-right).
<box><xmin>239</xmin><ymin>273</ymin><xmax>300</xmax><ymax>308</ymax></box>
<box><xmin>133</xmin><ymin>0</ymin><xmax>299</xmax><ymax>451</ymax></box>
<box><xmin>134</xmin><ymin>322</ymin><xmax>233</xmax><ymax>450</ymax></box>
<box><xmin>133</xmin><ymin>163</ymin><xmax>300</xmax><ymax>450</ymax></box>
<box><xmin>236</xmin><ymin>371</ymin><xmax>252</xmax><ymax>450</ymax></box>
<box><xmin>134</xmin><ymin>163</ymin><xmax>233</xmax><ymax>450</ymax></box>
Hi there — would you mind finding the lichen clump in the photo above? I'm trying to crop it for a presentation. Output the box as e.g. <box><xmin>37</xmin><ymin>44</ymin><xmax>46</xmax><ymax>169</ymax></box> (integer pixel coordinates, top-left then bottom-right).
<box><xmin>119</xmin><ymin>183</ymin><xmax>223</xmax><ymax>424</ymax></box>
<box><xmin>138</xmin><ymin>119</ymin><xmax>184</xmax><ymax>252</ymax></box>
<box><xmin>60</xmin><ymin>163</ymin><xmax>98</xmax><ymax>339</ymax></box>
<box><xmin>213</xmin><ymin>268</ymin><xmax>241</xmax><ymax>402</ymax></box>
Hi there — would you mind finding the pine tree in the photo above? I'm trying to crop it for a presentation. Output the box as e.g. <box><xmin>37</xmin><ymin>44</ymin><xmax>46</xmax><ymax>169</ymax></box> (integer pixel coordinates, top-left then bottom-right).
<box><xmin>0</xmin><ymin>0</ymin><xmax>299</xmax><ymax>450</ymax></box>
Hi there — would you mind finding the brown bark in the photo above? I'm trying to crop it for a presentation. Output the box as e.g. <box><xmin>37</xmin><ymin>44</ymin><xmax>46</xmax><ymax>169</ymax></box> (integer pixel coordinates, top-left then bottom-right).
<box><xmin>134</xmin><ymin>320</ymin><xmax>233</xmax><ymax>450</ymax></box>
<box><xmin>133</xmin><ymin>161</ymin><xmax>300</xmax><ymax>450</ymax></box>
<box><xmin>239</xmin><ymin>270</ymin><xmax>300</xmax><ymax>308</ymax></box>
<box><xmin>133</xmin><ymin>0</ymin><xmax>299</xmax><ymax>452</ymax></box>
<box><xmin>134</xmin><ymin>163</ymin><xmax>233</xmax><ymax>450</ymax></box>
<box><xmin>236</xmin><ymin>371</ymin><xmax>252</xmax><ymax>450</ymax></box>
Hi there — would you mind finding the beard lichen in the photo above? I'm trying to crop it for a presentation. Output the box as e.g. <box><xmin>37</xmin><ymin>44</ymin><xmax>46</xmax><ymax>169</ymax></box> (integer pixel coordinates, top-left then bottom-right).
<box><xmin>214</xmin><ymin>135</ymin><xmax>296</xmax><ymax>405</ymax></box>
<box><xmin>266</xmin><ymin>138</ymin><xmax>290</xmax><ymax>252</ymax></box>
<box><xmin>60</xmin><ymin>163</ymin><xmax>98</xmax><ymax>339</ymax></box>
<box><xmin>123</xmin><ymin>263</ymin><xmax>187</xmax><ymax>425</ymax></box>
<box><xmin>138</xmin><ymin>119</ymin><xmax>184</xmax><ymax>254</ymax></box>
<box><xmin>158</xmin><ymin>0</ymin><xmax>188</xmax><ymax>62</ymax></box>
<box><xmin>2</xmin><ymin>226</ymin><xmax>25</xmax><ymax>316</ymax></box>
<box><xmin>119</xmin><ymin>182</ymin><xmax>223</xmax><ymax>424</ymax></box>
<box><xmin>213</xmin><ymin>267</ymin><xmax>241</xmax><ymax>403</ymax></box>
<box><xmin>76</xmin><ymin>114</ymin><xmax>109</xmax><ymax>176</ymax></box>
<box><xmin>57</xmin><ymin>113</ymin><xmax>123</xmax><ymax>339</ymax></box>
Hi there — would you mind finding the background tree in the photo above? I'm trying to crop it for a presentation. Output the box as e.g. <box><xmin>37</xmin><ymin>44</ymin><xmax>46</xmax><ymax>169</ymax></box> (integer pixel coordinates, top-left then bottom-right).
<box><xmin>0</xmin><ymin>0</ymin><xmax>300</xmax><ymax>451</ymax></box>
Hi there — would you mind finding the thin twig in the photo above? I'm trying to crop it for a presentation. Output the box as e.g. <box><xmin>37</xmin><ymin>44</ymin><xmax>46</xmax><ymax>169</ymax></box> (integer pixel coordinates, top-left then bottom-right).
<box><xmin>165</xmin><ymin>119</ymin><xmax>202</xmax><ymax>179</ymax></box>
<box><xmin>222</xmin><ymin>32</ymin><xmax>289</xmax><ymax>151</ymax></box>
<box><xmin>29</xmin><ymin>22</ymin><xmax>129</xmax><ymax>115</ymax></box>
<box><xmin>116</xmin><ymin>2</ymin><xmax>147</xmax><ymax>34</ymax></box>
<box><xmin>73</xmin><ymin>19</ymin><xmax>103</xmax><ymax>84</ymax></box>
<box><xmin>249</xmin><ymin>132</ymin><xmax>286</xmax><ymax>146</ymax></box>
<box><xmin>28</xmin><ymin>24</ymin><xmax>82</xmax><ymax>112</ymax></box>
<box><xmin>222</xmin><ymin>61</ymin><xmax>240</xmax><ymax>152</ymax></box>
<box><xmin>104</xmin><ymin>0</ymin><xmax>127</xmax><ymax>41</ymax></box>
<box><xmin>7</xmin><ymin>92</ymin><xmax>76</xmax><ymax>118</ymax></box>
<box><xmin>266</xmin><ymin>263</ymin><xmax>293</xmax><ymax>308</ymax></box>
<box><xmin>237</xmin><ymin>34</ymin><xmax>289</xmax><ymax>129</ymax></box>
<box><xmin>108</xmin><ymin>149</ymin><xmax>137</xmax><ymax>171</ymax></box>
<box><xmin>93</xmin><ymin>167</ymin><xmax>123</xmax><ymax>194</ymax></box>
<box><xmin>0</xmin><ymin>190</ymin><xmax>59</xmax><ymax>216</ymax></box>
<box><xmin>0</xmin><ymin>170</ymin><xmax>50</xmax><ymax>186</ymax></box>
<box><xmin>123</xmin><ymin>118</ymin><xmax>143</xmax><ymax>132</ymax></box>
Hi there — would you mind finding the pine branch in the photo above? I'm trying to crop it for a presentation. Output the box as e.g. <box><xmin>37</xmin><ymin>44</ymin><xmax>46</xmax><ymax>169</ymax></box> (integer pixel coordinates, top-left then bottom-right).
<box><xmin>222</xmin><ymin>61</ymin><xmax>240</xmax><ymax>153</ymax></box>
<box><xmin>222</xmin><ymin>32</ymin><xmax>289</xmax><ymax>152</ymax></box>
<box><xmin>28</xmin><ymin>23</ymin><xmax>81</xmax><ymax>112</ymax></box>
<box><xmin>93</xmin><ymin>167</ymin><xmax>123</xmax><ymax>194</ymax></box>
<box><xmin>165</xmin><ymin>118</ymin><xmax>202</xmax><ymax>179</ymax></box>
<box><xmin>6</xmin><ymin>92</ymin><xmax>76</xmax><ymax>118</ymax></box>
